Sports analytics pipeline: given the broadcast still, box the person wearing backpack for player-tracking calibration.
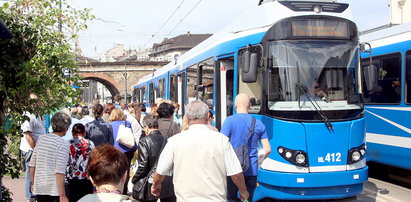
[221,93,271,202]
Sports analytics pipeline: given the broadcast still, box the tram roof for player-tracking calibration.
[136,0,354,86]
[360,22,411,49]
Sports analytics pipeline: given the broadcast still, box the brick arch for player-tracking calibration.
[79,73,121,97]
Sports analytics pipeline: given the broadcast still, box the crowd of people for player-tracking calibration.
[21,93,271,202]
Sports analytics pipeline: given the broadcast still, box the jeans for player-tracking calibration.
[227,175,257,202]
[23,151,34,200]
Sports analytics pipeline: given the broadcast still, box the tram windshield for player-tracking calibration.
[267,40,363,121]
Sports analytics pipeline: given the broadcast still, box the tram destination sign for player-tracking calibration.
[291,19,349,39]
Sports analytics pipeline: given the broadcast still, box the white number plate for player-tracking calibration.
[318,153,342,163]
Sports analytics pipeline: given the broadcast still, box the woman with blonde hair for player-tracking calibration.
[109,108,137,194]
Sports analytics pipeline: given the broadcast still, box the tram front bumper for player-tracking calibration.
[254,166,368,201]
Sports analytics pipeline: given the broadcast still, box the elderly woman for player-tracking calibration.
[109,108,137,194]
[29,112,71,202]
[78,145,136,202]
[132,114,175,202]
[157,102,180,139]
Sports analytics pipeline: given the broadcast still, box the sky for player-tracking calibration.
[72,0,391,59]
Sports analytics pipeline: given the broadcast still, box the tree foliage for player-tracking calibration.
[0,0,94,199]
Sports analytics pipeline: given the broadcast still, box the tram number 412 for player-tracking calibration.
[318,153,342,163]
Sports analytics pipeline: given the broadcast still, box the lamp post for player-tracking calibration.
[123,64,129,105]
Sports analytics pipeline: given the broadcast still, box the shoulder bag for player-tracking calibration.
[116,121,135,148]
[233,117,256,172]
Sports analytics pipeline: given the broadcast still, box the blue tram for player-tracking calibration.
[360,23,411,171]
[134,0,367,200]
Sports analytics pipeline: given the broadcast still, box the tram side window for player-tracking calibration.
[361,53,401,104]
[158,78,165,99]
[134,88,140,103]
[186,65,197,103]
[239,65,262,114]
[170,74,177,103]
[198,58,215,110]
[141,86,146,104]
[149,83,155,105]
[406,51,411,104]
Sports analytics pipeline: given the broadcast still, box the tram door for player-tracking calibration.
[216,58,234,130]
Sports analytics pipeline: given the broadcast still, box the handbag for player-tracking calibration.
[116,121,135,148]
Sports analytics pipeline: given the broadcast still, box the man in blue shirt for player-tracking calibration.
[221,93,271,201]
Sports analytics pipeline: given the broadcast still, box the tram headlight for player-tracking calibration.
[277,146,308,167]
[313,5,322,13]
[348,144,366,164]
[352,151,361,161]
[285,152,292,158]
[295,153,306,164]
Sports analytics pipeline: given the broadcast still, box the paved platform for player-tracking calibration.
[2,176,411,201]
[2,175,26,202]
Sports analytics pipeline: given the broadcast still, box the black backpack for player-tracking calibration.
[233,117,256,172]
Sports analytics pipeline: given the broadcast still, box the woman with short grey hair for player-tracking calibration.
[51,112,72,132]
[29,112,72,202]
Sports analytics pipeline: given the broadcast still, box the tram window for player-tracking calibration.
[406,51,411,104]
[170,75,177,103]
[134,88,139,103]
[141,86,146,104]
[361,53,401,104]
[158,78,165,99]
[226,69,234,116]
[199,58,215,110]
[239,66,262,114]
[186,65,197,103]
[149,83,155,105]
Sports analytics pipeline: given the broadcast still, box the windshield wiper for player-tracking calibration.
[296,82,334,131]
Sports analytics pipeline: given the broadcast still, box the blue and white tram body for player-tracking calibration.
[360,23,411,170]
[134,0,367,200]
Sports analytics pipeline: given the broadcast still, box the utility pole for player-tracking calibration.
[124,64,128,105]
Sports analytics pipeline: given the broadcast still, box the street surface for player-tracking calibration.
[2,176,411,201]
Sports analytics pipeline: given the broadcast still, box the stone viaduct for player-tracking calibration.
[77,61,168,98]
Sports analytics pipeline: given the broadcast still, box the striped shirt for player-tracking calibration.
[29,133,70,196]
[156,124,242,201]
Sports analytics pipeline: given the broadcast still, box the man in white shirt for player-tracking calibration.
[19,93,46,201]
[151,100,249,202]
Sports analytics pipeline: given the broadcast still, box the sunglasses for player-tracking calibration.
[313,86,320,89]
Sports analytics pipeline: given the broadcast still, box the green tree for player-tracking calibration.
[0,0,94,199]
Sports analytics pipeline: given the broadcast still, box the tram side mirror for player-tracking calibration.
[242,50,258,83]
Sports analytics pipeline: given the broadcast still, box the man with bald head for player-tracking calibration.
[221,93,271,201]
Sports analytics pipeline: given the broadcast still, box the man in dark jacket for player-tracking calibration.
[132,114,175,202]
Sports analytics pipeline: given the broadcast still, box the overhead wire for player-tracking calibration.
[165,0,203,39]
[143,0,187,47]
